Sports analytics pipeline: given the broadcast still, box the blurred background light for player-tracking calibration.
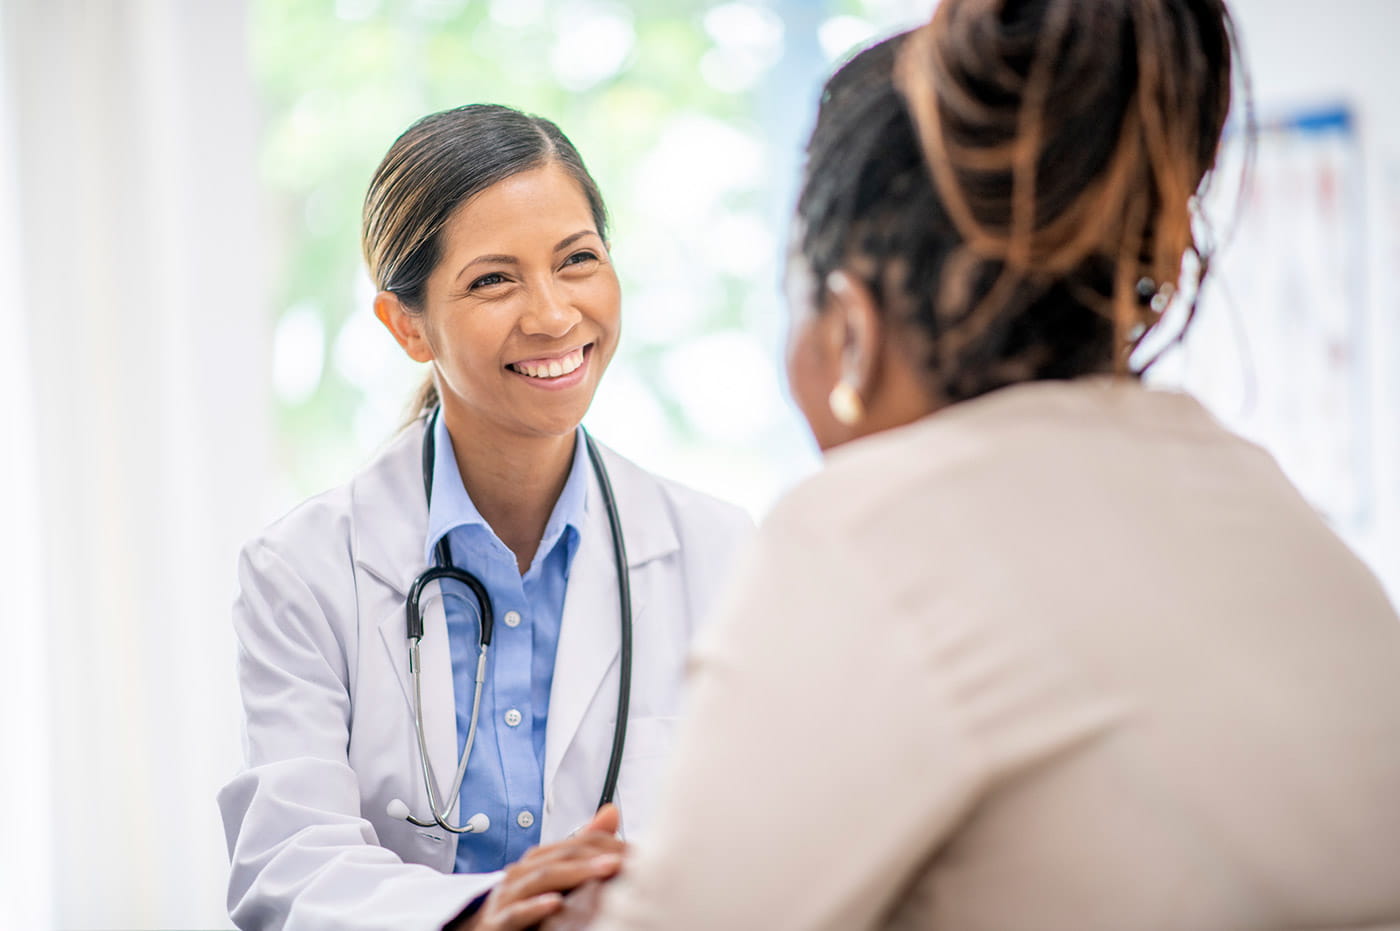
[700,2,785,92]
[550,1,636,91]
[271,301,325,406]
[659,329,786,441]
[818,14,878,61]
[635,115,764,218]
[335,0,379,22]
[491,0,548,29]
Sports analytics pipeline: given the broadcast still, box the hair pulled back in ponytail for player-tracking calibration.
[362,104,609,422]
[797,0,1239,403]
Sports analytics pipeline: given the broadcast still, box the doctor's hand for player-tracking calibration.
[452,805,625,931]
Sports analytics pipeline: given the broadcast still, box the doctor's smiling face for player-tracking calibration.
[377,161,620,442]
[364,104,617,450]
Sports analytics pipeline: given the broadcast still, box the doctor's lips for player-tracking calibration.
[507,343,591,380]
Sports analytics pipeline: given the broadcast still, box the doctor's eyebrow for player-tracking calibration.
[454,230,599,282]
[551,230,595,252]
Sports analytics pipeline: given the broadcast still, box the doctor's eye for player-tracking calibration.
[469,272,509,290]
[562,250,599,269]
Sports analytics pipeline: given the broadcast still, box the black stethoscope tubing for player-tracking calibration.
[403,405,632,832]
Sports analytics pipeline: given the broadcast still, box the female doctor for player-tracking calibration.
[218,104,751,931]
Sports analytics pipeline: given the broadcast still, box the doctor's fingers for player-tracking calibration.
[469,856,621,931]
[494,852,624,910]
[517,832,626,866]
[468,890,565,931]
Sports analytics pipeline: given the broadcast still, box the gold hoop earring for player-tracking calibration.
[828,381,865,426]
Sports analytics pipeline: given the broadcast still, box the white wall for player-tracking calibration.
[1211,0,1400,599]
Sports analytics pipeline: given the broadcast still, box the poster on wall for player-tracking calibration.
[1152,105,1371,532]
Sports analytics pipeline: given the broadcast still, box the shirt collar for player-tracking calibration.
[423,413,590,574]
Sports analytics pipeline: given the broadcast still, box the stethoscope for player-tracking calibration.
[386,405,632,835]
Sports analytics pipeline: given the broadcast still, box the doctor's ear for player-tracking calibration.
[374,291,435,364]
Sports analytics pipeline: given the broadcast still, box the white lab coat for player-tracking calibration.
[217,421,752,931]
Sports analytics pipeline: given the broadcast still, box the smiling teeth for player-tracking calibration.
[512,348,584,379]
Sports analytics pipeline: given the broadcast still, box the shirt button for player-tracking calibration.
[517,810,535,829]
[503,610,522,628]
[504,708,522,727]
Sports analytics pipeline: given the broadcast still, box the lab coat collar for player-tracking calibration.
[423,416,590,574]
[351,417,678,597]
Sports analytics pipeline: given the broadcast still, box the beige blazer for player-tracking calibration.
[594,379,1400,931]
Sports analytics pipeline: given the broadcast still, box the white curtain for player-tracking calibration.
[0,6,53,926]
[0,1,269,928]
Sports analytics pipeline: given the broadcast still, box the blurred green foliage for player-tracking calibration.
[251,0,910,506]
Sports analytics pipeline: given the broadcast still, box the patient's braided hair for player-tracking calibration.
[797,0,1240,402]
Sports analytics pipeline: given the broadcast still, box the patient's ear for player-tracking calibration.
[826,269,941,436]
[374,292,434,364]
[825,271,883,401]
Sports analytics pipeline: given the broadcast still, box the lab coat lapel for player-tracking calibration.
[543,443,677,796]
[352,420,431,710]
[376,586,457,804]
[351,420,459,804]
[544,503,621,794]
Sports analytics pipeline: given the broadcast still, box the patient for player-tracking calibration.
[547,1,1400,928]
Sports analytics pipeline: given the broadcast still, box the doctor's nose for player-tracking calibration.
[520,284,582,338]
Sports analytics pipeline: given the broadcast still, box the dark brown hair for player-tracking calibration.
[362,103,609,418]
[797,0,1239,403]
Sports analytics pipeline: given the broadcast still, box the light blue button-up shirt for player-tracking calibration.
[425,414,589,874]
